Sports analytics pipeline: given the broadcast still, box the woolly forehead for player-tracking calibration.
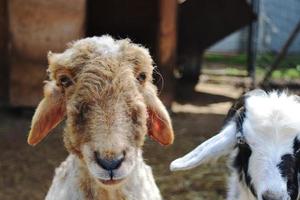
[47,35,154,80]
[245,91,300,138]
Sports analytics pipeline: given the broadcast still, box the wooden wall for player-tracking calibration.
[8,0,86,107]
[87,0,159,57]
[0,0,8,105]
[2,0,254,107]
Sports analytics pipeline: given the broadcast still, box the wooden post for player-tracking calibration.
[157,0,177,108]
[0,0,8,105]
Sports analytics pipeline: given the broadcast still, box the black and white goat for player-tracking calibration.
[170,90,300,200]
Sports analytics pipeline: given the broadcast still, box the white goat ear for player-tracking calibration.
[144,84,174,146]
[27,81,66,146]
[170,122,236,171]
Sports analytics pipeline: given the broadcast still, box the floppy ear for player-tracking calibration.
[27,81,66,146]
[144,84,174,145]
[170,122,237,171]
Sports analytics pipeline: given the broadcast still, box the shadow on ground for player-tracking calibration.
[175,82,235,107]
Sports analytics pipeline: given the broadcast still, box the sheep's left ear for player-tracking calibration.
[144,84,174,145]
[27,81,66,146]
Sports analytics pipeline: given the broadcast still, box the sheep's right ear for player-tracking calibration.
[144,84,174,146]
[170,122,237,171]
[27,81,66,146]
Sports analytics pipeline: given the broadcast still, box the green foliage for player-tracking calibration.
[204,53,300,80]
[204,53,247,65]
[257,53,300,69]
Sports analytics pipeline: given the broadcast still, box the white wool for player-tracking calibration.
[91,35,121,56]
[246,91,300,135]
[46,154,161,200]
[50,35,122,67]
[75,35,121,57]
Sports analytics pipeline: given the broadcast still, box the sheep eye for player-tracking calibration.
[137,72,146,83]
[58,75,73,88]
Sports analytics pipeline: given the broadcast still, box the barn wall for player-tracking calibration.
[5,0,257,107]
[8,0,86,107]
[0,0,8,105]
[86,0,159,58]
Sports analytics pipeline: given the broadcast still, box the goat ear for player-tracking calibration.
[170,122,236,171]
[27,81,66,146]
[144,84,174,146]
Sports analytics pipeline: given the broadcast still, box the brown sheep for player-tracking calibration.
[27,35,174,200]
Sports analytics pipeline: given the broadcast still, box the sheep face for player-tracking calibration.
[232,91,300,200]
[171,90,300,200]
[27,36,174,186]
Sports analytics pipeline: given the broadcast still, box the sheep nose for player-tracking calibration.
[262,191,289,200]
[94,152,124,171]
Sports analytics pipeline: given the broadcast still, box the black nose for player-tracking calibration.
[94,152,124,171]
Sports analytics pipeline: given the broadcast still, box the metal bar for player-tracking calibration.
[247,0,260,88]
[261,20,300,84]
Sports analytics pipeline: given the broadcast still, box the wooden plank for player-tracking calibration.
[0,0,8,105]
[157,0,177,108]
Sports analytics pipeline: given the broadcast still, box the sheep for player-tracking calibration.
[170,89,300,200]
[27,35,174,200]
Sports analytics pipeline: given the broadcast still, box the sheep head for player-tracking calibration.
[171,90,300,200]
[27,36,174,185]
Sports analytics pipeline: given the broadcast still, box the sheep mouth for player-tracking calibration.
[98,178,125,185]
[98,170,126,185]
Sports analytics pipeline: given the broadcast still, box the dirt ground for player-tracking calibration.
[0,80,243,200]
